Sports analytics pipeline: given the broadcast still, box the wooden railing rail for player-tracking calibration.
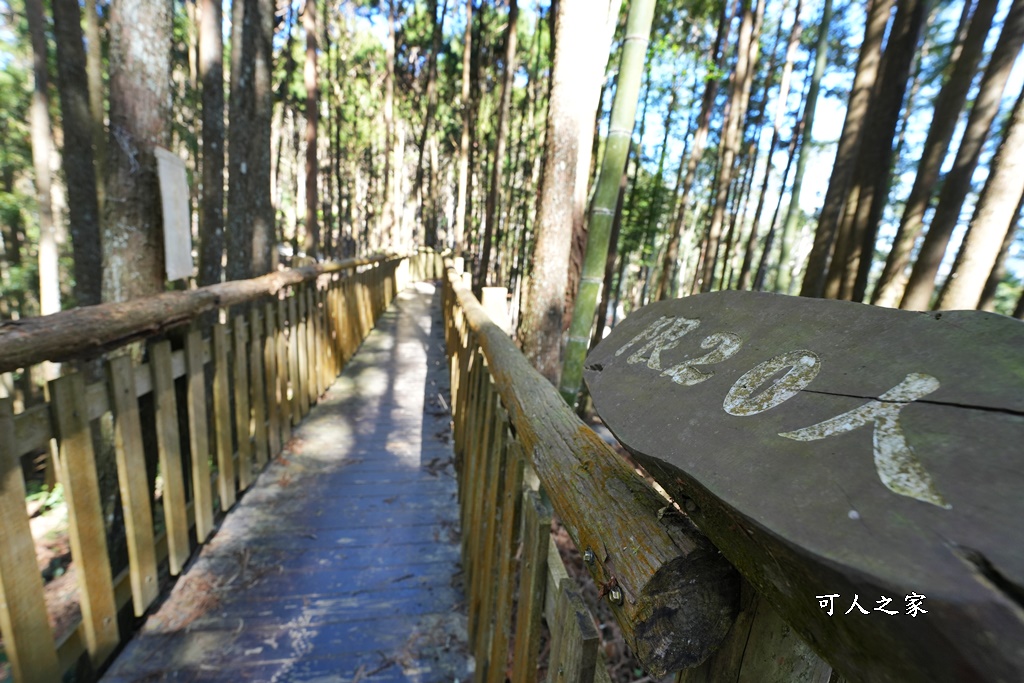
[0,251,440,683]
[441,261,739,680]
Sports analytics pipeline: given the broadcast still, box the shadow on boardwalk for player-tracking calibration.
[102,282,473,683]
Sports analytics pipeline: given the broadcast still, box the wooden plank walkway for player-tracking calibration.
[102,282,472,683]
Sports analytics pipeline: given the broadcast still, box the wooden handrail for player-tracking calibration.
[0,253,393,374]
[442,264,739,676]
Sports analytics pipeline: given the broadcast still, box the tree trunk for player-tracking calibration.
[978,196,1022,311]
[700,0,763,293]
[776,0,832,294]
[414,0,445,248]
[479,0,519,288]
[564,0,623,326]
[824,0,927,302]
[103,0,172,302]
[226,0,275,281]
[52,0,103,307]
[519,0,610,384]
[739,0,803,292]
[935,87,1024,310]
[198,0,225,287]
[800,0,893,298]
[559,0,655,405]
[873,0,996,306]
[655,0,730,300]
[454,0,474,254]
[899,0,1024,310]
[25,0,60,320]
[380,0,397,249]
[84,0,106,214]
[303,0,320,257]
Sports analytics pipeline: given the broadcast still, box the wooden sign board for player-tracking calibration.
[583,291,1024,683]
[154,147,194,282]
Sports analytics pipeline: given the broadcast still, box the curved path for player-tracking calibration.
[102,282,472,683]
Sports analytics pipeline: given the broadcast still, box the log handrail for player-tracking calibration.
[442,263,739,676]
[0,254,394,374]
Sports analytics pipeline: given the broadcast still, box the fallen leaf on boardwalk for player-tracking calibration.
[383,495,399,504]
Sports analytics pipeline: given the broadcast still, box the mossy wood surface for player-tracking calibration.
[584,291,1024,683]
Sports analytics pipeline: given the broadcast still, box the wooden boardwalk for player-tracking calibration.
[102,282,472,683]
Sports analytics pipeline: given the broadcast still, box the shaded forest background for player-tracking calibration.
[2,0,1024,404]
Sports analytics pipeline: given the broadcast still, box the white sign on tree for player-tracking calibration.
[154,147,193,282]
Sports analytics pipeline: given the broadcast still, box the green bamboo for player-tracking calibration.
[559,0,656,406]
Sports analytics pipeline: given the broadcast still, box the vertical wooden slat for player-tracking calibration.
[233,315,253,490]
[296,288,311,417]
[151,340,191,575]
[49,373,119,664]
[107,356,159,615]
[185,330,214,542]
[276,297,293,444]
[264,301,282,458]
[288,293,302,425]
[460,354,488,564]
[249,308,269,469]
[305,286,318,405]
[548,580,600,683]
[487,440,525,683]
[511,489,552,683]
[212,323,236,510]
[0,398,62,682]
[472,409,510,677]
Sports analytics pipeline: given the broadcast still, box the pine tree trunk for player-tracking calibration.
[25,0,60,319]
[198,0,225,287]
[303,0,320,257]
[700,0,763,293]
[873,0,996,306]
[935,87,1024,310]
[52,0,103,306]
[978,197,1022,311]
[654,0,730,300]
[479,0,519,288]
[414,0,445,248]
[824,0,927,302]
[380,0,397,249]
[454,0,473,254]
[103,0,172,301]
[898,0,1024,310]
[800,0,893,298]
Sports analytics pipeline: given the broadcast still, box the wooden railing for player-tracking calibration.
[442,262,740,681]
[0,250,440,682]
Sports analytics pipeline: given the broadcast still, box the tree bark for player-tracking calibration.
[303,0,320,257]
[935,87,1024,310]
[479,0,519,288]
[699,0,763,293]
[52,0,103,307]
[454,0,474,254]
[414,0,446,248]
[380,0,397,249]
[655,0,730,301]
[899,0,1024,310]
[872,0,996,306]
[25,0,60,319]
[227,0,275,281]
[978,196,1022,311]
[800,0,893,298]
[198,0,225,287]
[103,0,173,302]
[824,0,926,302]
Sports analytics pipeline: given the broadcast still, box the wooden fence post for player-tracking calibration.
[151,340,191,574]
[511,489,551,683]
[0,398,62,682]
[212,322,236,510]
[185,329,215,542]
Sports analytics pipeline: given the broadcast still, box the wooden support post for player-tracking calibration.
[264,302,281,458]
[212,323,236,510]
[232,316,253,490]
[276,297,292,445]
[511,489,551,683]
[151,340,191,575]
[49,373,119,664]
[0,398,62,682]
[548,580,601,683]
[288,293,302,425]
[487,440,525,683]
[249,308,268,469]
[296,288,311,417]
[185,330,214,542]
[107,356,159,614]
[305,286,318,405]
